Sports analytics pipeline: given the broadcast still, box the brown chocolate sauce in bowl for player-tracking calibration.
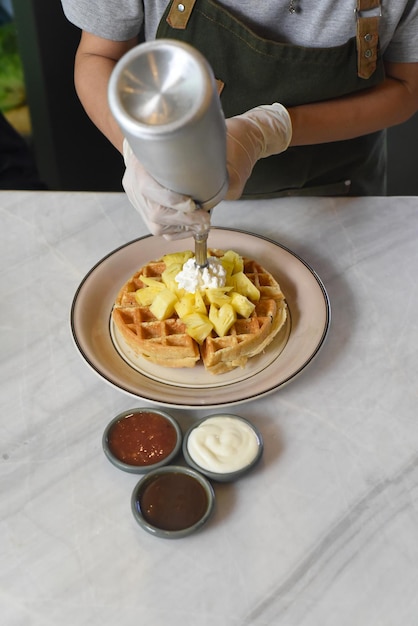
[132,466,215,537]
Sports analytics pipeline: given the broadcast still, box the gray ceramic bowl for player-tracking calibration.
[102,407,182,474]
[182,414,263,482]
[131,465,215,538]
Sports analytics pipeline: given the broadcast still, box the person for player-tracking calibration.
[61,0,418,239]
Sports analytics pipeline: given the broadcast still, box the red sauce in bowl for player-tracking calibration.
[107,411,178,467]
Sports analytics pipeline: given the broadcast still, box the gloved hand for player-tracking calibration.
[225,103,292,199]
[122,140,211,240]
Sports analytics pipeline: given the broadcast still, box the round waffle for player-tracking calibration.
[112,250,287,374]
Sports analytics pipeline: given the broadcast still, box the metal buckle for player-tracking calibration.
[354,6,382,18]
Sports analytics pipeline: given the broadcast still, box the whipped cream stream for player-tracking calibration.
[176,257,227,293]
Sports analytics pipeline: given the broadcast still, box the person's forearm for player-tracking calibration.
[74,33,138,153]
[75,52,123,151]
[289,62,418,146]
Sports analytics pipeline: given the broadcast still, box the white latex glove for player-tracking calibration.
[122,139,211,240]
[225,103,292,199]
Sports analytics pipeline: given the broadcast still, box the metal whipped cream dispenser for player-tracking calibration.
[108,39,228,267]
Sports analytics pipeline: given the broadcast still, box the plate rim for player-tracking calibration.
[70,227,331,408]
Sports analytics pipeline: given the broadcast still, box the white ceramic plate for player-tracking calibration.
[71,228,330,408]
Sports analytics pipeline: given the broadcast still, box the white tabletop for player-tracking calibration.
[1,191,418,625]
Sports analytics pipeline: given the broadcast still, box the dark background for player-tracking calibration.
[12,0,124,191]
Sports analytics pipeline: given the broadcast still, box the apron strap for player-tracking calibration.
[166,0,196,29]
[356,0,381,79]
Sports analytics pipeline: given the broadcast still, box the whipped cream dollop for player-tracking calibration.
[175,257,226,293]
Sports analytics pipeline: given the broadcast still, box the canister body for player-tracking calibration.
[108,39,228,210]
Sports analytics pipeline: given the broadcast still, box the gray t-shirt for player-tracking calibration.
[61,0,418,62]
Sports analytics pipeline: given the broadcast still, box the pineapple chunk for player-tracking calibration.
[139,275,164,289]
[220,257,235,279]
[162,263,183,291]
[175,293,195,318]
[162,251,194,267]
[230,272,260,302]
[150,288,178,320]
[175,291,207,318]
[209,303,237,337]
[194,290,208,315]
[183,313,213,344]
[205,286,233,307]
[135,286,164,307]
[221,250,244,276]
[230,292,255,318]
[161,263,183,287]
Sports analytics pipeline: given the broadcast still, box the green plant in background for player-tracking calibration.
[0,21,26,112]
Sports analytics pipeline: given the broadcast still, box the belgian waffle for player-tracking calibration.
[112,251,287,373]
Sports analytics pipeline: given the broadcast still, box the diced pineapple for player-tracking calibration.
[193,290,208,315]
[150,288,178,320]
[135,286,164,307]
[162,251,194,267]
[139,275,165,289]
[230,292,255,318]
[205,287,233,307]
[175,293,196,318]
[230,272,260,302]
[220,257,235,279]
[175,291,207,318]
[221,250,244,276]
[162,263,183,290]
[209,303,237,337]
[183,312,214,344]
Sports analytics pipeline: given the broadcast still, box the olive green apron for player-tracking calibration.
[156,0,386,196]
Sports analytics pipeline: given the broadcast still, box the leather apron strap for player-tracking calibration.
[166,0,196,29]
[356,0,381,79]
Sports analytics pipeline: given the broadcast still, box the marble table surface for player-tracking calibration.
[1,190,418,625]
